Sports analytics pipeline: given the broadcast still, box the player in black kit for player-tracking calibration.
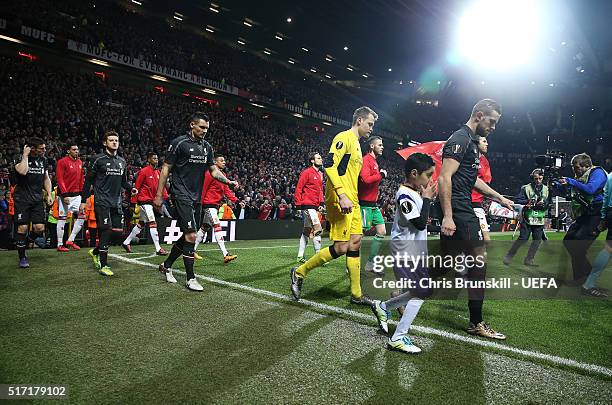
[80,131,134,276]
[13,137,53,268]
[154,112,238,291]
[438,99,514,340]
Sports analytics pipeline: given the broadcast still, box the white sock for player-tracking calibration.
[313,235,321,253]
[68,218,84,242]
[298,234,308,257]
[391,298,423,341]
[124,224,142,245]
[149,226,161,251]
[194,228,205,251]
[215,230,228,256]
[56,219,66,246]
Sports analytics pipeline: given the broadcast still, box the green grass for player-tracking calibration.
[0,232,610,404]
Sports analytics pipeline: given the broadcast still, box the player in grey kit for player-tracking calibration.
[154,112,238,291]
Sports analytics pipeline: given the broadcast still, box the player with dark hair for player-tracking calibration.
[438,98,513,339]
[13,137,53,268]
[294,151,324,263]
[371,152,436,354]
[122,152,169,256]
[193,155,238,263]
[55,143,85,252]
[79,131,134,276]
[154,112,238,291]
[471,137,492,242]
[290,106,378,305]
[359,135,388,274]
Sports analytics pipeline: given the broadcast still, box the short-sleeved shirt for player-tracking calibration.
[81,152,129,208]
[166,133,214,202]
[442,125,481,212]
[324,129,363,205]
[13,156,47,203]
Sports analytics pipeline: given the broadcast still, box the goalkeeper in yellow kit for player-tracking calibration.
[290,106,378,305]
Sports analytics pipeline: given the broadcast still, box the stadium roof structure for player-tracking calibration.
[140,0,612,87]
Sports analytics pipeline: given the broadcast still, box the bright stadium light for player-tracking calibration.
[454,0,543,70]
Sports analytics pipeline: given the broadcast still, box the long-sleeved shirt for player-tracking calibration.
[56,155,84,197]
[358,153,382,206]
[81,152,130,208]
[471,154,491,206]
[134,165,167,204]
[324,129,362,204]
[201,169,237,207]
[563,167,607,203]
[294,166,324,209]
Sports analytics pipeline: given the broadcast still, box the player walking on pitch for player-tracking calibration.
[290,106,378,305]
[294,152,325,263]
[155,112,238,290]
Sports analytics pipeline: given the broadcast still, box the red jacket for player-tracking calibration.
[258,203,272,220]
[471,155,492,206]
[56,156,84,197]
[135,165,168,203]
[358,153,382,206]
[294,166,324,209]
[201,169,237,207]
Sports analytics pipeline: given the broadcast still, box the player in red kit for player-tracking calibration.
[193,155,238,263]
[358,136,388,273]
[56,144,85,251]
[294,152,325,263]
[122,152,168,255]
[471,137,492,242]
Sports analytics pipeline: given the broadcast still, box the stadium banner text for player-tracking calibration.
[66,40,240,96]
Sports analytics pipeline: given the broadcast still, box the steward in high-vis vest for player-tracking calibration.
[504,169,550,267]
[558,153,607,281]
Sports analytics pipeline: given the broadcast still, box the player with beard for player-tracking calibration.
[438,99,514,339]
[294,152,325,263]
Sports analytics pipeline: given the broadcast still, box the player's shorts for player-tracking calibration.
[173,199,201,233]
[303,208,321,228]
[393,261,432,299]
[201,206,220,228]
[361,206,385,230]
[138,203,156,223]
[57,195,83,217]
[94,204,124,230]
[326,201,362,242]
[473,207,490,232]
[440,206,485,260]
[13,199,46,225]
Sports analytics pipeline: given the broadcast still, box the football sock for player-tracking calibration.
[313,235,321,253]
[298,234,308,257]
[124,223,143,245]
[56,219,66,246]
[367,233,385,263]
[346,250,362,298]
[68,218,85,242]
[149,224,161,252]
[16,233,27,260]
[296,245,339,278]
[391,298,423,341]
[183,242,196,280]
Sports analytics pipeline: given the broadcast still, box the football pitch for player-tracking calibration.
[1,233,610,403]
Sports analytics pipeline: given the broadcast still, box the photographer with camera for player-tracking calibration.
[503,169,549,266]
[558,153,607,282]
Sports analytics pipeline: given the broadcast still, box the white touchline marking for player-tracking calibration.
[109,253,612,378]
[118,245,296,255]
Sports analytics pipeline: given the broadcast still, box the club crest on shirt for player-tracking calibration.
[336,141,344,150]
[453,144,463,154]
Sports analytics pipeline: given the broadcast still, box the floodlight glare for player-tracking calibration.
[454,0,542,70]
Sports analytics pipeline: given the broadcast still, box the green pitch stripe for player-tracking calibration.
[110,253,612,378]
